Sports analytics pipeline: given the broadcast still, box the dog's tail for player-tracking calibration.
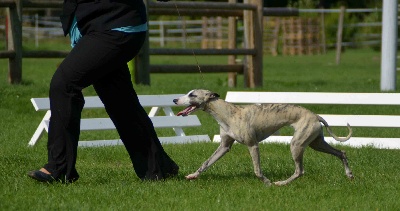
[318,115,352,142]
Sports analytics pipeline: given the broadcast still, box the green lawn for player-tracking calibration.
[1,48,400,210]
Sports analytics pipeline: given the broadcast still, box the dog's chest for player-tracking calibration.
[220,121,257,144]
[215,119,244,142]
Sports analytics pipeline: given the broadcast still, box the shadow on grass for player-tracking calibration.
[197,168,294,183]
[4,79,35,86]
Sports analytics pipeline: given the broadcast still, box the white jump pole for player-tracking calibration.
[380,0,398,91]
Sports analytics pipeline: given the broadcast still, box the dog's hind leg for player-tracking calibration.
[248,144,272,186]
[309,134,354,179]
[185,133,235,180]
[274,141,306,186]
[274,123,319,186]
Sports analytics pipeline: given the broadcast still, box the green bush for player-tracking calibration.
[355,11,381,51]
[323,10,360,48]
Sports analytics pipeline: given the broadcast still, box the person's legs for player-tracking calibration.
[29,30,177,182]
[42,66,84,182]
[30,31,138,182]
[93,65,178,180]
[91,31,178,180]
[28,59,83,182]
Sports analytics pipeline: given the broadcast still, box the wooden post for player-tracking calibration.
[7,0,23,84]
[135,0,150,85]
[201,16,208,49]
[320,7,326,54]
[227,0,237,87]
[335,6,345,65]
[243,0,253,87]
[181,16,186,48]
[253,0,263,87]
[160,21,165,47]
[216,16,222,49]
[243,0,263,88]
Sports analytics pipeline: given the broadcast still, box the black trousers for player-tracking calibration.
[44,30,178,182]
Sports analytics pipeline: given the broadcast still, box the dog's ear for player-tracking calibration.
[210,93,220,99]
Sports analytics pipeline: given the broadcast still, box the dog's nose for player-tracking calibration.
[173,99,178,104]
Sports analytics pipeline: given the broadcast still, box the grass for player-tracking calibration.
[1,48,400,210]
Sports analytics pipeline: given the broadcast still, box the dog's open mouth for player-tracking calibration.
[177,105,198,116]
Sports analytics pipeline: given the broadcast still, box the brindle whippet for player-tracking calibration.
[173,89,354,186]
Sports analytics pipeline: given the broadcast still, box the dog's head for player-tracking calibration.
[173,89,220,116]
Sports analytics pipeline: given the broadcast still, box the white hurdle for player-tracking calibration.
[30,94,210,147]
[213,92,400,149]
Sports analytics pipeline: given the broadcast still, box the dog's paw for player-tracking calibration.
[273,181,288,186]
[185,174,198,180]
[264,181,272,187]
[261,177,272,186]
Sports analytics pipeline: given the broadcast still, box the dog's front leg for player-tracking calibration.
[248,144,272,186]
[186,135,235,180]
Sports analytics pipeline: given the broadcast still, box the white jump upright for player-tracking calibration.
[380,0,398,91]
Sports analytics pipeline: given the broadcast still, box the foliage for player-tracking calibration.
[286,0,382,8]
[354,11,381,51]
[322,9,359,47]
[288,0,319,8]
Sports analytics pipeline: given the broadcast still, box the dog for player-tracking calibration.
[173,89,354,186]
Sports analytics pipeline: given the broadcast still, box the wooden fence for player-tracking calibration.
[141,0,264,88]
[0,0,265,88]
[0,1,384,86]
[281,17,321,55]
[149,18,229,49]
[0,17,227,48]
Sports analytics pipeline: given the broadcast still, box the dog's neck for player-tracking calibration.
[204,99,239,132]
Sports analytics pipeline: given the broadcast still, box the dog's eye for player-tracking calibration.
[189,93,197,97]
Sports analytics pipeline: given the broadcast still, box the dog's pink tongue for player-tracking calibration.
[177,106,191,116]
